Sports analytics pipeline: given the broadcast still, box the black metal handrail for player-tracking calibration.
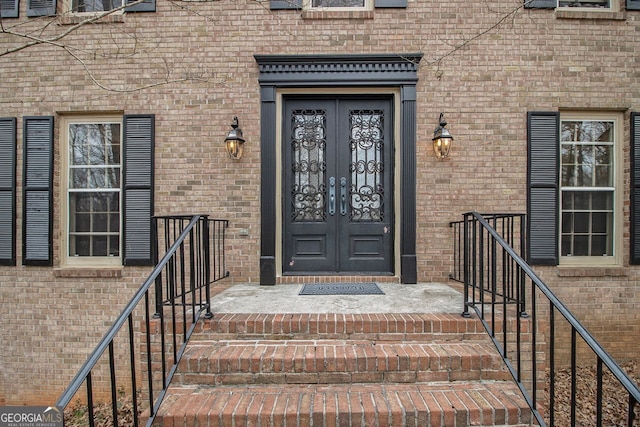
[56,214,229,427]
[450,212,640,426]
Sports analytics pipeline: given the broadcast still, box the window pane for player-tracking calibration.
[67,121,121,260]
[312,0,365,6]
[558,1,609,8]
[92,236,108,257]
[573,236,589,256]
[592,212,608,233]
[574,192,589,210]
[71,0,123,12]
[591,235,608,256]
[574,212,589,233]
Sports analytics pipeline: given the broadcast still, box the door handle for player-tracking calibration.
[340,177,347,216]
[328,177,336,216]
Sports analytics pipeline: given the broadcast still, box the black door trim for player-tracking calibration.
[255,53,422,285]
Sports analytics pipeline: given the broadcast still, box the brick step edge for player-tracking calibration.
[168,313,501,342]
[153,382,532,427]
[175,340,511,385]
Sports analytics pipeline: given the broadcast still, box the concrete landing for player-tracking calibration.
[208,282,464,314]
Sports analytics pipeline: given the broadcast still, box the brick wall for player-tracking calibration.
[0,0,638,404]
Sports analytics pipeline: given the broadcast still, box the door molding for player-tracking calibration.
[255,53,422,285]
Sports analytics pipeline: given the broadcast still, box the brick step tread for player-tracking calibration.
[176,340,510,385]
[182,312,494,342]
[154,382,531,426]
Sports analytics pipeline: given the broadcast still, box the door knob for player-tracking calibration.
[340,177,347,216]
[328,177,336,216]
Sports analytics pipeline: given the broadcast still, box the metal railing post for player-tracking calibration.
[203,217,212,318]
[462,213,470,317]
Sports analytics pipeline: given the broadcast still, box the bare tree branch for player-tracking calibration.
[0,0,146,56]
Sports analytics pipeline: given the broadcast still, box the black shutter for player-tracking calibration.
[270,0,301,9]
[527,111,559,265]
[631,113,640,264]
[525,0,556,8]
[125,0,155,12]
[23,116,53,266]
[123,114,154,266]
[27,0,55,16]
[1,0,19,18]
[628,0,640,10]
[0,118,16,266]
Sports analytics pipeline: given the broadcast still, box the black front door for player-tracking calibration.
[283,96,394,275]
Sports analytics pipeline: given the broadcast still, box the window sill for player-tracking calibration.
[58,13,125,25]
[54,267,123,278]
[301,9,374,19]
[555,9,625,19]
[556,266,627,277]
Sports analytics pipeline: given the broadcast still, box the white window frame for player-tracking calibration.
[304,0,373,10]
[60,115,123,267]
[559,111,623,267]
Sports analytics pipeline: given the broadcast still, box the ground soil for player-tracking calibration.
[542,360,639,426]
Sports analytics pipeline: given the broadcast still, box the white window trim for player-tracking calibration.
[60,115,123,268]
[558,111,623,267]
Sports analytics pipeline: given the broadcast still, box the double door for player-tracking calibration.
[283,96,394,274]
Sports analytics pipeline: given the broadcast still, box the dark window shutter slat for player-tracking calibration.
[525,0,556,8]
[270,0,301,9]
[27,0,55,16]
[1,0,19,18]
[631,113,640,264]
[527,111,559,265]
[0,118,16,265]
[123,114,154,266]
[374,0,406,7]
[23,116,53,266]
[125,0,154,12]
[628,0,640,10]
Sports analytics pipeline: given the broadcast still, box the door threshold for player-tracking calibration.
[277,275,400,285]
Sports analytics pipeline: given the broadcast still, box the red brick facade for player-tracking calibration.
[0,0,638,405]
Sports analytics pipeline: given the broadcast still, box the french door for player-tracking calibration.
[283,96,394,274]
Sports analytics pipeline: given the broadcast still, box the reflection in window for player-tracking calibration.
[312,0,364,6]
[558,0,609,8]
[560,119,614,257]
[68,123,121,257]
[71,0,123,12]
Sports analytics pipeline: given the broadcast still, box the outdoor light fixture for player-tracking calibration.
[432,113,453,159]
[224,116,245,160]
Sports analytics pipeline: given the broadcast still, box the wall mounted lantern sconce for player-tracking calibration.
[224,117,245,160]
[432,113,453,159]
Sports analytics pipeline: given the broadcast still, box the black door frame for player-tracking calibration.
[254,53,422,285]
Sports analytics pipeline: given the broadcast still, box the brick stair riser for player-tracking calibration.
[173,341,512,386]
[184,313,492,343]
[153,383,532,427]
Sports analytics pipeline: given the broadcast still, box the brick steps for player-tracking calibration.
[152,313,532,426]
[156,383,531,427]
[175,340,512,386]
[188,313,490,342]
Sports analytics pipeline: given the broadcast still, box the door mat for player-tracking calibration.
[299,282,385,295]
